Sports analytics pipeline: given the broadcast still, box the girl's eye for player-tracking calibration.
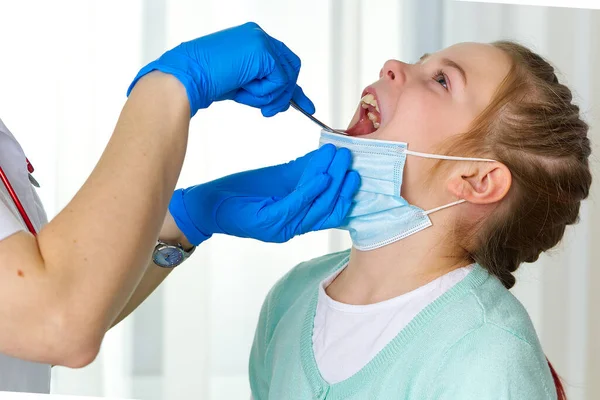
[432,69,449,90]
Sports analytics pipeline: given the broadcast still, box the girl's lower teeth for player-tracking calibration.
[359,96,381,130]
[366,112,380,129]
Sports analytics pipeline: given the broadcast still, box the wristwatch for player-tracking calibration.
[152,240,196,268]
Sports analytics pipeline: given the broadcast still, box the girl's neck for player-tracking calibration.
[326,226,471,305]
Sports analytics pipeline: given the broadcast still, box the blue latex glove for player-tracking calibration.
[169,144,360,245]
[127,22,315,118]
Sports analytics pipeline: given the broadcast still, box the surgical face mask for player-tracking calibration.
[319,130,495,251]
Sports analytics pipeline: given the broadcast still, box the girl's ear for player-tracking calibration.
[447,162,511,204]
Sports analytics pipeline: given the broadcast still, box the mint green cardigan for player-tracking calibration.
[248,250,557,399]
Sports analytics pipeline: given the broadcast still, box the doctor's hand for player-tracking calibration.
[168,144,360,245]
[127,22,315,118]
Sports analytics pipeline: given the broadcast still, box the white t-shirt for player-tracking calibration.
[312,263,473,384]
[0,117,51,393]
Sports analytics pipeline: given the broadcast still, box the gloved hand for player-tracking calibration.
[168,144,360,245]
[127,22,315,118]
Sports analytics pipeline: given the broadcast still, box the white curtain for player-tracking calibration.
[0,1,598,399]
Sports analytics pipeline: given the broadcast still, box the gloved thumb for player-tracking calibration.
[290,85,315,115]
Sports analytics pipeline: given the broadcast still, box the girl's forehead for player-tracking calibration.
[436,43,512,105]
[437,42,508,64]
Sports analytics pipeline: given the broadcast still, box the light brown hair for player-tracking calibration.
[438,40,591,400]
[441,41,591,289]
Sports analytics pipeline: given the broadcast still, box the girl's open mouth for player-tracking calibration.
[345,89,382,136]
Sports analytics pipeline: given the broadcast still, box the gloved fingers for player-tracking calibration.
[215,88,238,102]
[233,84,287,108]
[296,144,337,188]
[238,70,288,99]
[216,196,272,237]
[287,148,321,168]
[270,173,330,226]
[241,21,262,31]
[317,170,360,230]
[273,146,331,188]
[266,35,301,94]
[260,87,295,117]
[236,83,299,116]
[127,21,314,118]
[339,170,361,199]
[299,148,352,230]
[267,34,302,72]
[259,35,304,116]
[290,85,316,115]
[259,145,336,201]
[319,197,352,231]
[230,53,290,109]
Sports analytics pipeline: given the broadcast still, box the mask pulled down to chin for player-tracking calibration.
[318,130,495,251]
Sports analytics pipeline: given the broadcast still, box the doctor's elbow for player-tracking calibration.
[45,306,103,368]
[57,339,101,369]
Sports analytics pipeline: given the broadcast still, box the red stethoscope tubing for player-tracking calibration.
[0,158,37,235]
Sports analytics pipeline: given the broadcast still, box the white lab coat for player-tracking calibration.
[0,118,50,393]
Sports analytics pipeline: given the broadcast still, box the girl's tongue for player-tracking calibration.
[345,94,381,136]
[345,114,377,136]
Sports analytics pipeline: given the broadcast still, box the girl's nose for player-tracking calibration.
[379,59,408,84]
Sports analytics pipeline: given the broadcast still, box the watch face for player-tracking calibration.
[153,245,184,267]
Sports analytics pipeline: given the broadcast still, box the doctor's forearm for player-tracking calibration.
[0,72,189,366]
[110,259,172,330]
[110,210,190,329]
[35,72,188,365]
[44,72,187,354]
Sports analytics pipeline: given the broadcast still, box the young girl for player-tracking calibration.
[248,41,591,399]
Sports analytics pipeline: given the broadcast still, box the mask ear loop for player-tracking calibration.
[403,150,497,217]
[424,199,466,216]
[403,149,496,163]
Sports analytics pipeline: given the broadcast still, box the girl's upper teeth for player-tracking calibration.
[361,93,382,129]
[361,93,380,113]
[361,94,375,104]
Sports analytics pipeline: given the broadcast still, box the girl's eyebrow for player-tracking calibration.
[418,53,467,86]
[441,58,467,86]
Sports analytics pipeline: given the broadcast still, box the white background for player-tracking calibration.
[0,0,598,399]
[458,0,600,9]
